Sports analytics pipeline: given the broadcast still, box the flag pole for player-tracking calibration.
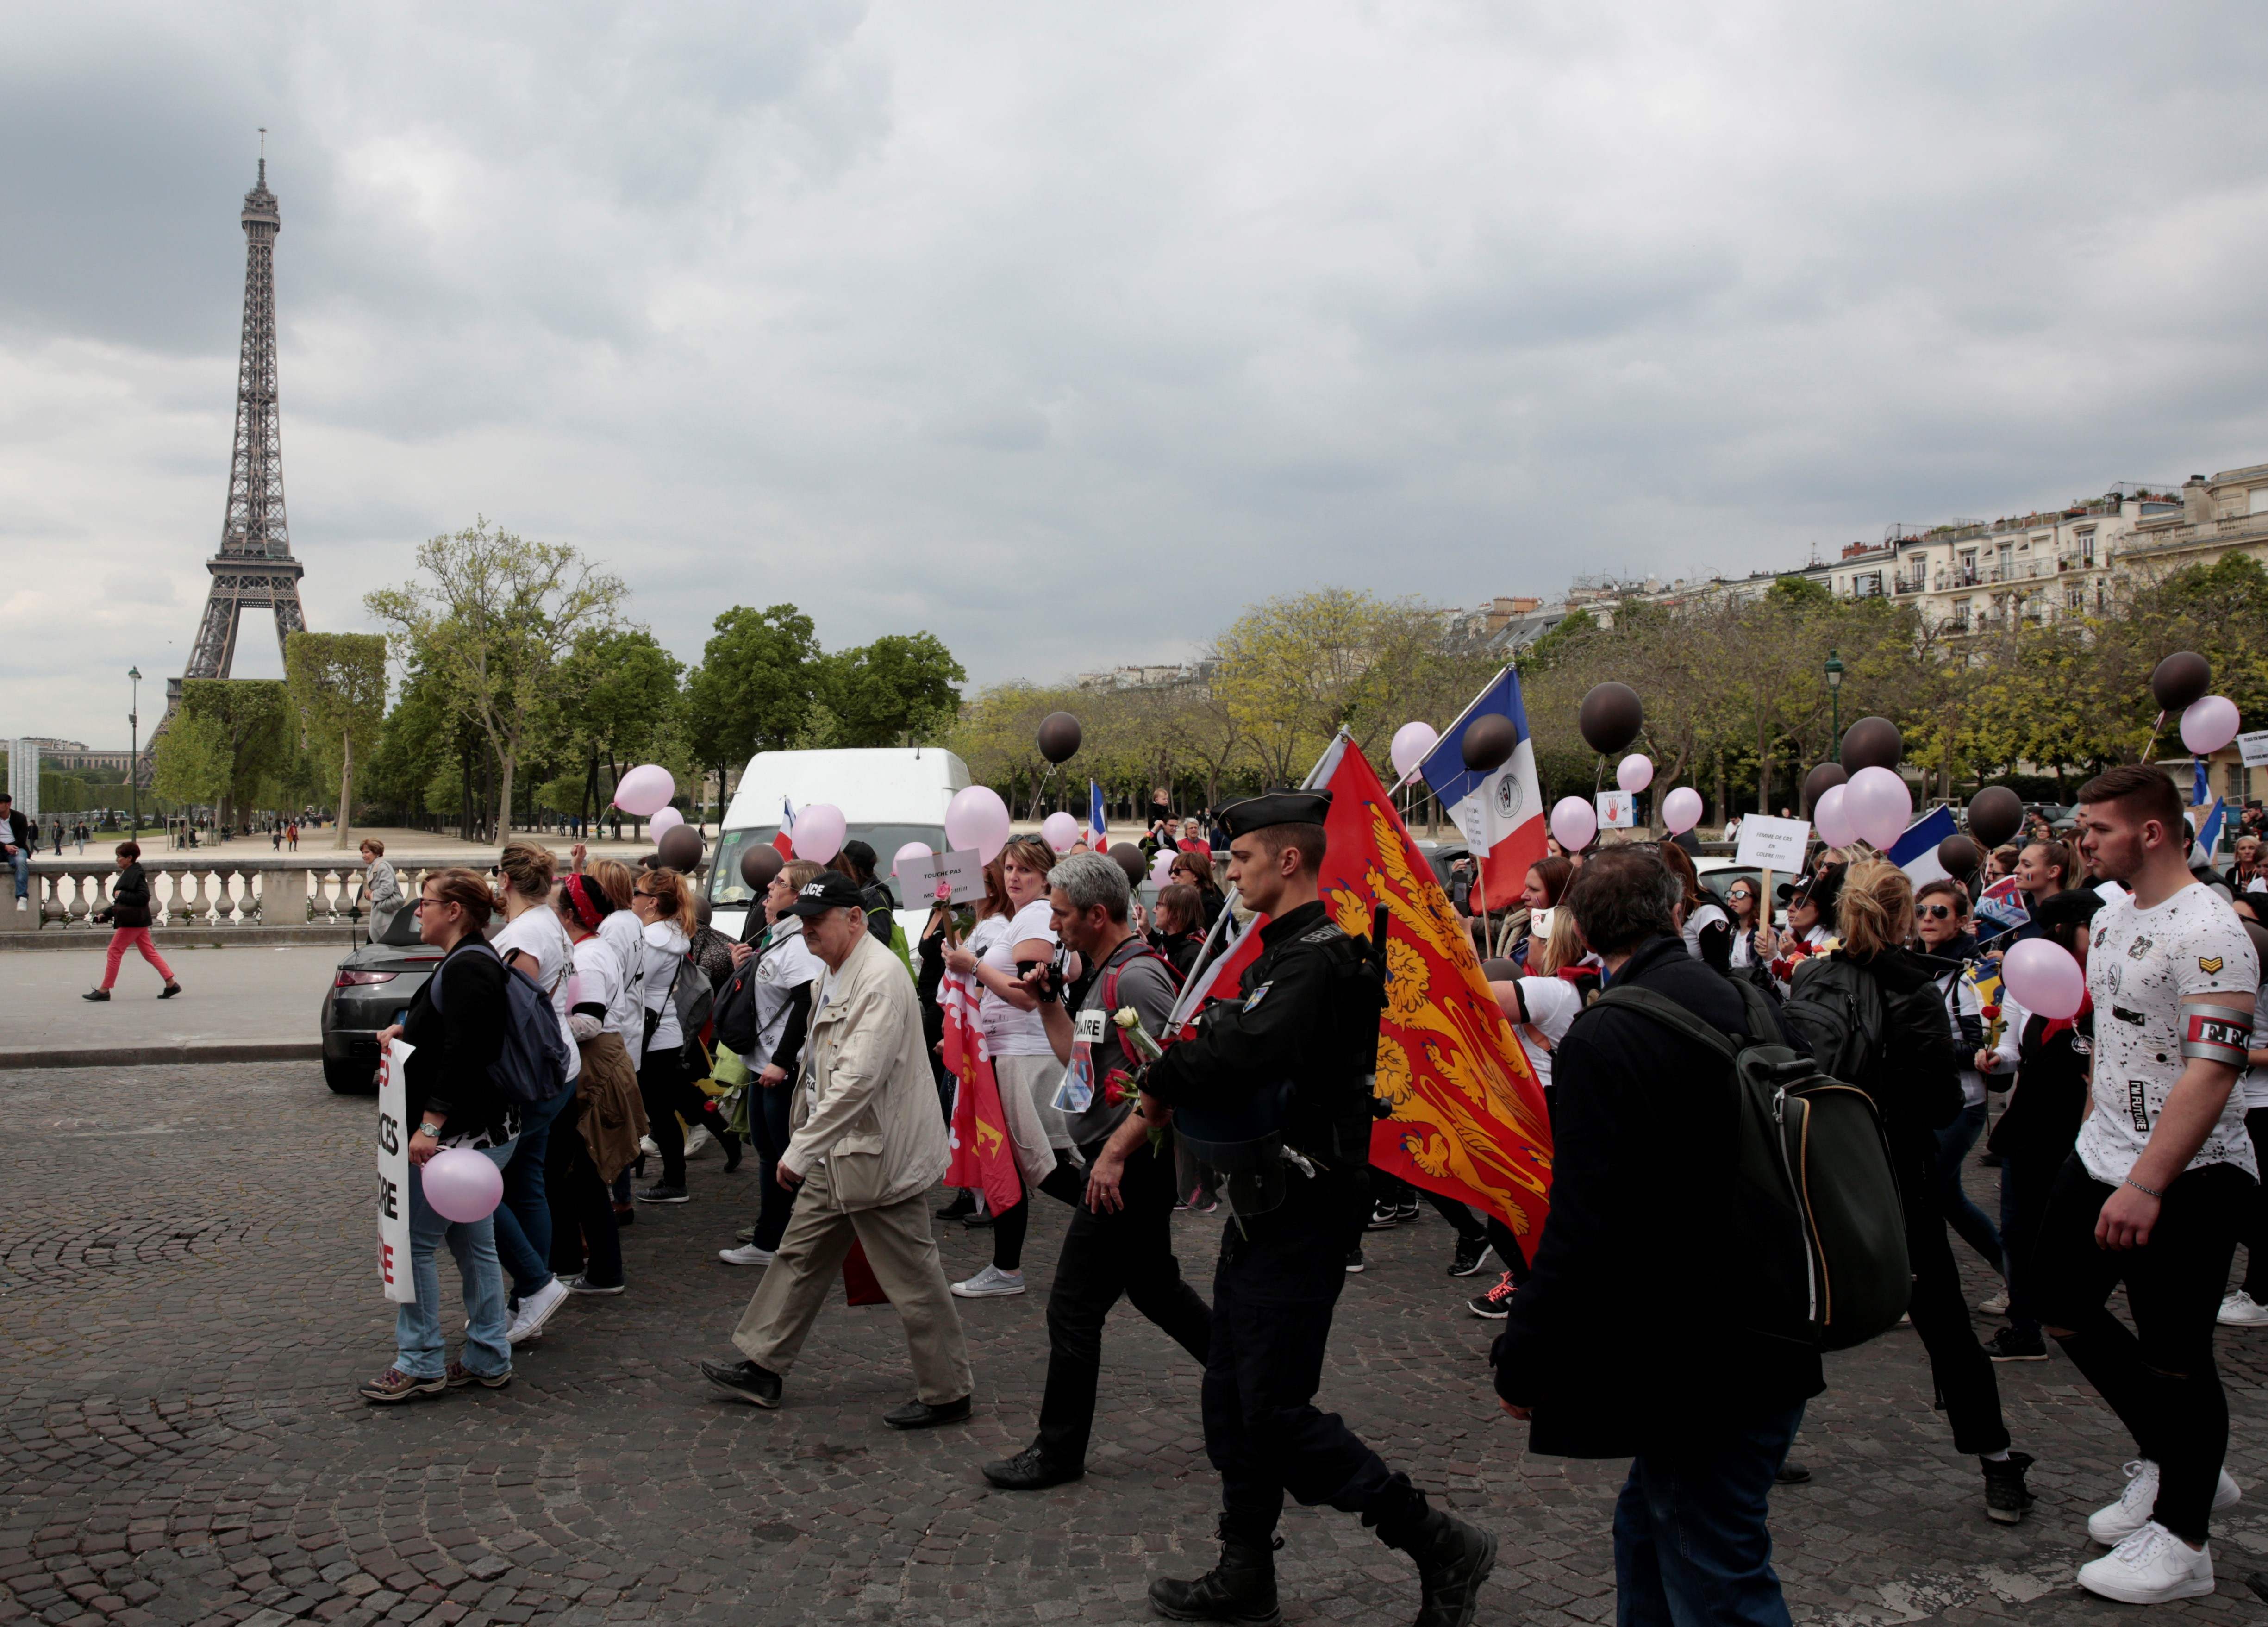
[1387,665,1514,795]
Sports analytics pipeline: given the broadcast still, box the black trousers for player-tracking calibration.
[1205,1167,1424,1543]
[2033,1154,2250,1545]
[545,1104,622,1289]
[2243,1108,2268,1302]
[1035,1138,1213,1466]
[1893,1129,2009,1457]
[638,1045,706,1187]
[749,1080,798,1253]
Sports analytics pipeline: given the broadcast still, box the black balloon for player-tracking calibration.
[1106,842,1146,886]
[2149,651,2212,713]
[1839,716,1902,774]
[1578,682,1644,755]
[657,826,705,873]
[1480,957,1520,982]
[1936,835,1981,876]
[1968,786,2025,851]
[1037,711,1084,764]
[1801,762,1848,815]
[1462,713,1518,774]
[739,844,784,891]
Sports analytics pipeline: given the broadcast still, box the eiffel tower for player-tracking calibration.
[165,134,308,723]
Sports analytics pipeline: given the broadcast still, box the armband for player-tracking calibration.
[2180,1001,2255,1066]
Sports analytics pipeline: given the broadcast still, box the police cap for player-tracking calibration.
[1218,789,1333,839]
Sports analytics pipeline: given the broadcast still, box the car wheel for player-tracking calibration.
[324,1057,377,1095]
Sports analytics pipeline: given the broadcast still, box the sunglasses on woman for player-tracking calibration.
[1919,903,1958,920]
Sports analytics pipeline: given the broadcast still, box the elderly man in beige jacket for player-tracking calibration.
[701,871,974,1426]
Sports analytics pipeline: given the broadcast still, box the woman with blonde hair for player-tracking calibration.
[1785,858,2033,1521]
[941,834,1063,1298]
[629,865,722,1203]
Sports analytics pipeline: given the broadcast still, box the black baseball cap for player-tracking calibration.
[786,871,868,918]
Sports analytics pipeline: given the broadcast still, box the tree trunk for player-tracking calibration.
[1713,749,1727,834]
[333,729,353,849]
[1756,705,1773,815]
[496,751,517,843]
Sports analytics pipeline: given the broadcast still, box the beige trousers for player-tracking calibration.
[731,1161,973,1406]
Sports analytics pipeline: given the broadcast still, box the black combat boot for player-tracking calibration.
[1388,1506,1498,1627]
[1148,1521,1281,1626]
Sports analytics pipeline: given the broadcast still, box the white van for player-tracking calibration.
[708,746,971,938]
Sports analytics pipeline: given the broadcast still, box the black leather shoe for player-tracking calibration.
[883,1395,971,1430]
[1395,1508,1497,1627]
[1775,1460,1812,1485]
[700,1358,782,1408]
[1149,1527,1281,1625]
[982,1444,1085,1490]
[937,1190,976,1220]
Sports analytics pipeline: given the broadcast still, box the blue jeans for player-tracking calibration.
[1931,1100,2003,1274]
[1614,1403,1803,1627]
[493,1083,575,1299]
[396,1140,516,1379]
[6,849,25,900]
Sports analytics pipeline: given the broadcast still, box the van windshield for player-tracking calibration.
[709,824,952,910]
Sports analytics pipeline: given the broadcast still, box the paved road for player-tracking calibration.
[0,947,340,1051]
[5,1060,2268,1625]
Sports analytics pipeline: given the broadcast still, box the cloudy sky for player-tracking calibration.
[6,2,2267,747]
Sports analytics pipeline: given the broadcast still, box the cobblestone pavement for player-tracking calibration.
[6,1062,2268,1626]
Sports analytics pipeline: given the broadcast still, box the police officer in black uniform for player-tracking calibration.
[1138,789,1497,1627]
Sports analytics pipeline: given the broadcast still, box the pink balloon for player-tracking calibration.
[1041,811,1081,853]
[612,763,675,818]
[1549,795,1596,853]
[1661,786,1703,834]
[945,785,1012,863]
[2181,695,2242,756]
[1814,784,1856,850]
[2002,937,2086,1021]
[1150,849,1176,885]
[1390,721,1439,780]
[892,841,932,878]
[1844,766,1912,849]
[648,807,685,840]
[790,802,846,864]
[422,1146,503,1224]
[1617,754,1655,795]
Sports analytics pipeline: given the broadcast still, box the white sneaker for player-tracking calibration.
[2076,1521,2214,1604]
[950,1264,1026,1299]
[639,1134,660,1158]
[2088,1458,2243,1544]
[506,1276,570,1345]
[686,1126,714,1158]
[2218,1289,2268,1327]
[1977,1289,2010,1317]
[718,1243,775,1267]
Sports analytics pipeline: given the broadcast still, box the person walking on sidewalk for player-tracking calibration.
[83,841,180,1001]
[700,871,974,1427]
[980,851,1213,1492]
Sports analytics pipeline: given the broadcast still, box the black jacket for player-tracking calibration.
[1843,947,1965,1141]
[1986,1010,2092,1164]
[1492,935,1824,1457]
[400,938,512,1142]
[1150,927,1203,980]
[104,862,154,930]
[1,809,28,853]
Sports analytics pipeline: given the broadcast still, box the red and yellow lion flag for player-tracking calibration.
[1318,740,1554,1258]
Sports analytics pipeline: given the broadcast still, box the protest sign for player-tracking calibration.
[376,1039,415,1304]
[900,848,988,905]
[1735,814,1811,872]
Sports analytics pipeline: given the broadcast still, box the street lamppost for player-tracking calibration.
[1824,649,1845,749]
[128,667,141,836]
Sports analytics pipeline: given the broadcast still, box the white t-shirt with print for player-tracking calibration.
[975,901,1058,1057]
[747,918,825,1066]
[596,910,649,1065]
[494,907,581,1083]
[1512,976,1583,1094]
[570,932,625,1039]
[2078,881,2260,1184]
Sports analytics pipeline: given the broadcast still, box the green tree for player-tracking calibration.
[821,632,967,747]
[170,680,295,830]
[150,711,230,811]
[365,519,627,841]
[552,627,689,834]
[284,632,389,848]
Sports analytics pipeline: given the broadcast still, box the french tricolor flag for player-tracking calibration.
[1418,668,1549,907]
[773,796,796,858]
[1087,780,1108,847]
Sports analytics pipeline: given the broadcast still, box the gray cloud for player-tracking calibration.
[6,1,2268,747]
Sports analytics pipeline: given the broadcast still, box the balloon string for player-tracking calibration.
[2142,709,2165,767]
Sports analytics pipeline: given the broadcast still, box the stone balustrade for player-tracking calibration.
[3,856,446,934]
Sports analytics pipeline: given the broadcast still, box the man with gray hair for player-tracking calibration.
[979,850,1214,1491]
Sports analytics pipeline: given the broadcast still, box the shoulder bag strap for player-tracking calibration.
[1588,985,1741,1065]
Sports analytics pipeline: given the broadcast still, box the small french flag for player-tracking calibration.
[773,796,796,858]
[1087,781,1108,847]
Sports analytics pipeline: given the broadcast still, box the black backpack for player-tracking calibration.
[1780,954,1888,1085]
[1593,977,1910,1352]
[430,939,574,1108]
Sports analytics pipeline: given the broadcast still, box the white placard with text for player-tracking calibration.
[1735,814,1812,872]
[900,848,989,905]
[376,1040,416,1303]
[2240,731,2268,769]
[1594,789,1635,829]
